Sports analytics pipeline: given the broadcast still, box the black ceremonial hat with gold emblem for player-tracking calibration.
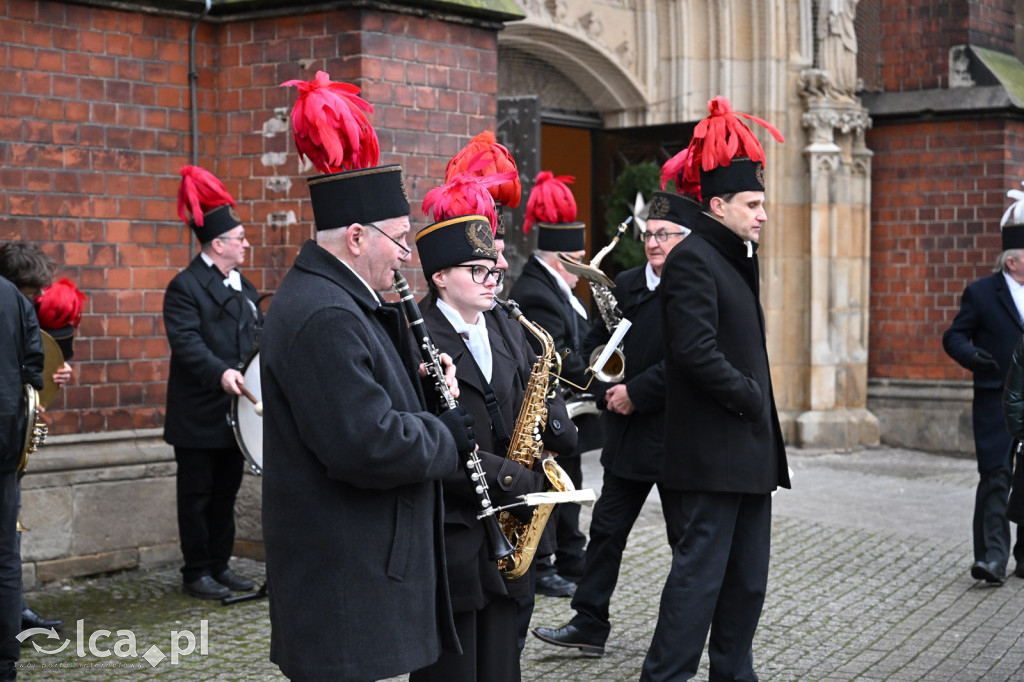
[646,190,701,229]
[307,164,410,230]
[177,165,243,243]
[281,71,410,230]
[416,215,497,280]
[680,96,784,202]
[524,171,586,252]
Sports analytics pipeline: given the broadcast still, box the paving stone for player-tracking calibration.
[14,447,1024,680]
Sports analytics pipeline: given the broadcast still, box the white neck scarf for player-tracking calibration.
[437,298,493,383]
[200,252,242,291]
[644,261,661,291]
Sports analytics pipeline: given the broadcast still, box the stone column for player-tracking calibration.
[795,83,879,448]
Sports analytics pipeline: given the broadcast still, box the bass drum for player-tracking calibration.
[229,349,263,475]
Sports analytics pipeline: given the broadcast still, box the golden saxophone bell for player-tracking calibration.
[589,345,626,383]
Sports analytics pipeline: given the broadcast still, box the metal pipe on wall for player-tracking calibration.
[188,0,212,166]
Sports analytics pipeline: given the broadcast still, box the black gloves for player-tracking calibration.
[438,405,477,453]
[969,349,999,373]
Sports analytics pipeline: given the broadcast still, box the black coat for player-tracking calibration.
[162,255,261,449]
[581,265,666,481]
[260,241,460,681]
[1002,334,1024,522]
[943,272,1022,471]
[420,295,577,611]
[0,276,43,472]
[508,257,591,388]
[659,211,789,494]
[943,272,1024,390]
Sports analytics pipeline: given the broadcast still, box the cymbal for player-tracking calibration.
[38,330,65,408]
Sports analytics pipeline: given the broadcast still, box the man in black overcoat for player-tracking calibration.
[641,99,789,682]
[163,168,261,600]
[261,164,469,681]
[943,219,1024,584]
[532,190,696,655]
[0,272,43,682]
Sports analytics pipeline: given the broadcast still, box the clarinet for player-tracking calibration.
[393,273,515,562]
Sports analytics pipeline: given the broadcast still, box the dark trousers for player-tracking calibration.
[173,446,244,583]
[641,491,771,682]
[0,471,21,679]
[570,472,687,641]
[974,462,1016,567]
[410,597,520,682]
[537,453,586,581]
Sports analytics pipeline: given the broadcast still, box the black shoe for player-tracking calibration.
[21,607,63,630]
[532,623,605,656]
[213,568,254,592]
[970,560,1006,584]
[1016,563,1024,578]
[183,575,232,599]
[536,573,576,598]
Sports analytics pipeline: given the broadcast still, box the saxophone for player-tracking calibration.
[557,217,632,382]
[493,297,576,579]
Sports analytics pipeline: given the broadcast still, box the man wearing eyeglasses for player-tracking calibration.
[163,167,261,600]
[532,190,694,655]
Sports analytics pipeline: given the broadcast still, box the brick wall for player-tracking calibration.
[0,0,500,437]
[867,118,1024,381]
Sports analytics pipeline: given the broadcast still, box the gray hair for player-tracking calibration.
[996,249,1023,273]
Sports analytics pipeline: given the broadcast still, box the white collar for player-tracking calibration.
[334,258,382,307]
[200,252,241,291]
[533,255,588,319]
[644,262,661,291]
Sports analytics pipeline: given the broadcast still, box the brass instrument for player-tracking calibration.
[492,296,578,579]
[19,384,47,473]
[394,273,515,563]
[557,217,632,383]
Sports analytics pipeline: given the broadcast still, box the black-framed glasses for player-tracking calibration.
[450,264,505,287]
[642,230,687,243]
[217,234,247,243]
[364,223,411,257]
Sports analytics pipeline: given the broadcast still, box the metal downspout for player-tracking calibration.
[189,0,212,166]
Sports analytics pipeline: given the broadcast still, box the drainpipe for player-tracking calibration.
[189,0,212,166]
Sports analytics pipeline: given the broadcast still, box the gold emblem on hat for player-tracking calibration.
[755,162,765,189]
[228,207,241,222]
[648,195,670,220]
[466,220,497,258]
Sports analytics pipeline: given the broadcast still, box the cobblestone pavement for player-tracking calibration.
[15,447,1024,681]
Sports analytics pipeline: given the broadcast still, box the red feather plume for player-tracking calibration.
[680,96,784,191]
[445,131,521,208]
[177,165,236,227]
[280,71,380,174]
[35,278,87,330]
[660,147,701,202]
[423,153,517,233]
[523,171,577,233]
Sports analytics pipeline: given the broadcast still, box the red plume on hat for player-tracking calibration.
[680,96,784,191]
[177,165,236,227]
[423,152,516,233]
[35,278,87,330]
[280,70,380,174]
[445,131,521,209]
[523,171,576,233]
[660,147,702,202]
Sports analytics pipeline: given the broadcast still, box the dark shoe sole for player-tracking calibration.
[531,629,605,656]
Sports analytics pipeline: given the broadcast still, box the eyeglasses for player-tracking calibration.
[450,264,505,287]
[642,230,686,243]
[218,234,247,243]
[364,223,411,258]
